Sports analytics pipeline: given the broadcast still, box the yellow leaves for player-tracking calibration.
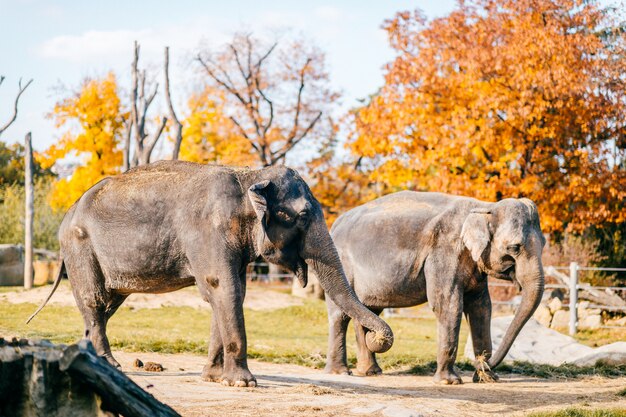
[43,73,124,211]
[180,88,256,167]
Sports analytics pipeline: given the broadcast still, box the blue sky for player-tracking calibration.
[0,1,457,151]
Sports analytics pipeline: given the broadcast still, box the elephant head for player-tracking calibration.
[246,167,393,353]
[461,198,546,368]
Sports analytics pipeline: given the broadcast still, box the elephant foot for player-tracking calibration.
[354,363,383,377]
[324,364,352,375]
[433,369,463,385]
[220,365,257,387]
[201,363,224,382]
[103,353,121,369]
[472,369,499,383]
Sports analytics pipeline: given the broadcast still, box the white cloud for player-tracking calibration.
[314,6,342,22]
[39,29,150,64]
[36,17,233,68]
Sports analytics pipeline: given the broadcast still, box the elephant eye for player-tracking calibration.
[507,244,521,254]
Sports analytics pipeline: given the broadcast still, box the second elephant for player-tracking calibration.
[325,191,545,384]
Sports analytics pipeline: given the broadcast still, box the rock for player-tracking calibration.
[533,304,552,328]
[578,301,590,311]
[548,297,563,314]
[550,310,570,329]
[579,314,602,329]
[466,316,626,366]
[571,342,626,367]
[0,244,24,286]
[33,261,59,286]
[465,317,592,366]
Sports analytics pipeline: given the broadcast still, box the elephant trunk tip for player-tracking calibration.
[366,329,394,353]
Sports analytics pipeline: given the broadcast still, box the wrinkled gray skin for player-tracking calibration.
[325,191,545,384]
[29,161,393,387]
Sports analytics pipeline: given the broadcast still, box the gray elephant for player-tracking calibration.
[28,160,393,387]
[325,191,545,384]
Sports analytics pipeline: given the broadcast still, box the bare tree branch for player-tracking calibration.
[164,46,183,160]
[143,116,168,164]
[122,118,133,172]
[0,77,33,137]
[272,111,322,163]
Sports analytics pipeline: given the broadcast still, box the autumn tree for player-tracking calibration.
[40,73,124,211]
[196,32,338,167]
[353,0,626,234]
[180,87,256,166]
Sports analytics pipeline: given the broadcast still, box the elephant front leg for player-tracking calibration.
[324,297,352,375]
[464,285,499,383]
[202,313,224,382]
[426,257,464,385]
[353,308,383,376]
[197,271,256,387]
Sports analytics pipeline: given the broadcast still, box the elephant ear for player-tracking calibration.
[248,180,271,226]
[461,209,491,262]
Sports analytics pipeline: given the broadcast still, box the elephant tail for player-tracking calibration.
[26,259,66,324]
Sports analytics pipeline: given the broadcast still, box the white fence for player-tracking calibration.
[484,262,626,335]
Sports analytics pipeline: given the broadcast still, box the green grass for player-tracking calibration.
[0,298,445,370]
[1,295,625,378]
[527,408,626,417]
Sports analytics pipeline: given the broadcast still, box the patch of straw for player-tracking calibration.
[474,353,498,383]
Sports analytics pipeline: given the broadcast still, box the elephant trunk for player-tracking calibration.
[488,255,544,368]
[302,217,394,353]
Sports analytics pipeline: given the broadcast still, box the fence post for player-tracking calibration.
[24,132,34,290]
[569,262,578,336]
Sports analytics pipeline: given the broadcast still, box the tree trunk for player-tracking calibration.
[23,132,33,289]
[0,338,180,417]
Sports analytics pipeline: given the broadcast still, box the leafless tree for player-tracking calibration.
[164,47,183,160]
[0,76,33,138]
[127,41,168,168]
[122,42,184,171]
[196,33,338,167]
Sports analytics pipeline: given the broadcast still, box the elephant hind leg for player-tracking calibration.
[324,297,351,375]
[353,308,383,376]
[65,252,121,368]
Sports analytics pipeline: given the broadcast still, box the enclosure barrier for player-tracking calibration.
[488,262,626,335]
[245,261,626,335]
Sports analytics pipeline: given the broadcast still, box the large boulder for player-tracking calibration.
[465,316,626,366]
[0,244,24,286]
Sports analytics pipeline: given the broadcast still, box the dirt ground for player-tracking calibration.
[0,282,301,311]
[116,351,626,417]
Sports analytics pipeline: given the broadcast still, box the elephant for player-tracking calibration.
[27,160,393,387]
[324,191,545,384]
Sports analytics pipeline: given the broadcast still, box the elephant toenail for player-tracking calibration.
[234,381,246,387]
[248,380,257,387]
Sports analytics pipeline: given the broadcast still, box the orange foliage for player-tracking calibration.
[353,0,626,233]
[39,73,125,211]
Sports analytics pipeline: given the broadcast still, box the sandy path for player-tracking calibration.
[115,351,626,417]
[0,282,301,311]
